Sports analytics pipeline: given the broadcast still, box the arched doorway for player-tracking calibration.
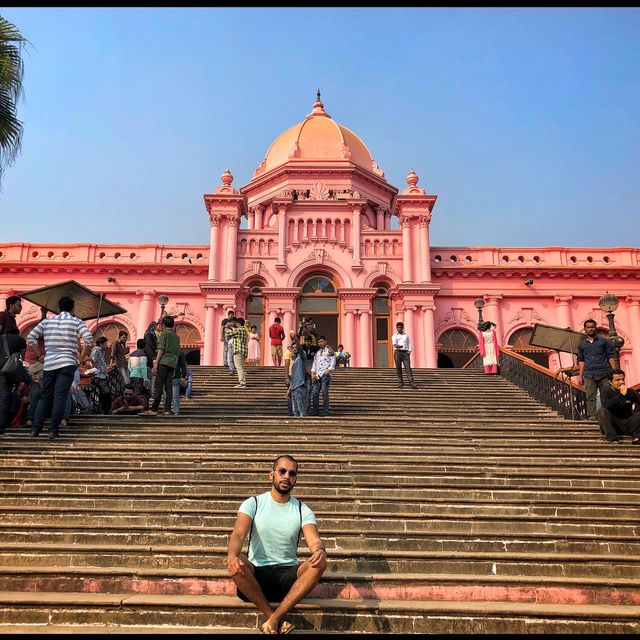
[372,283,392,368]
[437,327,478,368]
[246,283,265,364]
[94,321,129,351]
[298,275,339,347]
[508,327,549,367]
[175,323,202,366]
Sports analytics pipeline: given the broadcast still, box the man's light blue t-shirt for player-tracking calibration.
[239,491,316,567]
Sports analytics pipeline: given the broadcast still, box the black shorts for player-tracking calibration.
[236,562,299,603]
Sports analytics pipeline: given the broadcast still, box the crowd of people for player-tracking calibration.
[0,295,194,437]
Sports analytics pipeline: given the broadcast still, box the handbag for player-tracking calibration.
[0,335,24,382]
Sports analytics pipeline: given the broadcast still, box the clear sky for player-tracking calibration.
[1,7,639,248]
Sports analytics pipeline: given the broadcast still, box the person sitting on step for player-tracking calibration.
[111,383,148,415]
[335,344,351,367]
[596,368,640,445]
[227,454,327,634]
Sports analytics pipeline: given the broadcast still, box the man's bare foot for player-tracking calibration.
[260,620,278,634]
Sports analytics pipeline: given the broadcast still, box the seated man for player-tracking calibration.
[335,344,351,367]
[227,454,327,634]
[596,368,640,445]
[110,384,148,415]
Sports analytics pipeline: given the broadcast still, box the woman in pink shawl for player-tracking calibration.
[478,321,500,374]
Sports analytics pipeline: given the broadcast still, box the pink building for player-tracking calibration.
[2,95,640,379]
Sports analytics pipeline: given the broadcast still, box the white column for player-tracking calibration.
[423,305,437,368]
[203,304,217,366]
[554,296,574,369]
[359,310,372,368]
[224,216,239,281]
[401,217,413,282]
[419,217,431,282]
[208,216,220,281]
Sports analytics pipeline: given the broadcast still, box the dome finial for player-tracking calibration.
[221,167,234,187]
[406,168,419,188]
[307,89,331,119]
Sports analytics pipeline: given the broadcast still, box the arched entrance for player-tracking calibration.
[298,275,339,347]
[175,322,202,366]
[437,327,478,368]
[372,283,392,368]
[246,283,265,365]
[508,327,549,367]
[94,321,129,350]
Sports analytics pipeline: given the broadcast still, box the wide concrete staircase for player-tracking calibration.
[0,366,639,633]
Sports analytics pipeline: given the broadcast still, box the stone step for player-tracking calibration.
[1,509,638,535]
[2,569,640,605]
[2,526,640,554]
[1,544,639,577]
[0,593,638,633]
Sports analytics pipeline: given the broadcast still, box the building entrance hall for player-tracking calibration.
[297,276,339,348]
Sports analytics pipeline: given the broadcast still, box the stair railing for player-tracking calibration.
[463,347,587,420]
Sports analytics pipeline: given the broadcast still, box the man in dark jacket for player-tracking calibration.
[0,328,30,434]
[171,350,187,415]
[596,368,640,445]
[143,322,158,394]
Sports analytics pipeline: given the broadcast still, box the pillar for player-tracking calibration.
[376,207,384,230]
[282,310,294,349]
[483,295,504,344]
[359,310,372,368]
[255,205,264,230]
[224,216,239,281]
[203,303,217,366]
[404,306,415,357]
[554,296,575,370]
[208,215,220,281]
[626,297,640,381]
[419,216,431,282]
[344,311,355,366]
[401,217,413,282]
[137,292,155,339]
[423,305,437,368]
[276,204,287,266]
[352,206,362,265]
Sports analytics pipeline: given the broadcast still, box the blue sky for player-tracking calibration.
[1,7,639,248]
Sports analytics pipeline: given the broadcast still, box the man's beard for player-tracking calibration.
[273,479,292,495]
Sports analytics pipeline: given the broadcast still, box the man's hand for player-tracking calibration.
[308,548,327,568]
[620,384,628,396]
[227,554,247,577]
[311,373,317,383]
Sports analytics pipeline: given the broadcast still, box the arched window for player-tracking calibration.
[373,284,390,314]
[94,321,129,347]
[247,284,264,314]
[301,276,336,295]
[508,327,548,367]
[437,327,478,368]
[439,328,477,351]
[175,323,202,348]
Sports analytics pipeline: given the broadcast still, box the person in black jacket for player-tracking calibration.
[171,350,187,416]
[0,328,30,434]
[596,368,640,445]
[143,321,159,394]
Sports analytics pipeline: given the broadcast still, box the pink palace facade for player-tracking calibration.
[2,95,640,380]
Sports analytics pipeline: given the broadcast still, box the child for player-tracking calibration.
[248,325,261,366]
[335,344,351,367]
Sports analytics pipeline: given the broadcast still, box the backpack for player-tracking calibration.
[247,495,304,552]
[0,335,25,383]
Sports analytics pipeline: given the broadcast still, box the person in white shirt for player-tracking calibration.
[310,336,336,416]
[391,321,418,389]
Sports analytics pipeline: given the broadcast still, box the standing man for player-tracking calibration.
[110,330,130,384]
[596,369,640,445]
[227,454,327,634]
[310,336,336,417]
[144,315,181,416]
[221,309,235,368]
[392,321,418,389]
[26,296,93,438]
[0,329,29,434]
[578,319,616,420]
[143,321,158,394]
[91,336,114,414]
[287,340,309,418]
[0,295,22,335]
[228,317,249,389]
[268,316,286,367]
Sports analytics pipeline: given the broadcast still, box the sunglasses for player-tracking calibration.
[276,468,298,478]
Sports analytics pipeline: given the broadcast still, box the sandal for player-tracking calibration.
[260,623,277,634]
[279,621,295,634]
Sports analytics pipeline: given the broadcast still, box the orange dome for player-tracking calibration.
[253,94,385,178]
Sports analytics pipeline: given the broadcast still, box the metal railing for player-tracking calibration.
[463,347,587,420]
